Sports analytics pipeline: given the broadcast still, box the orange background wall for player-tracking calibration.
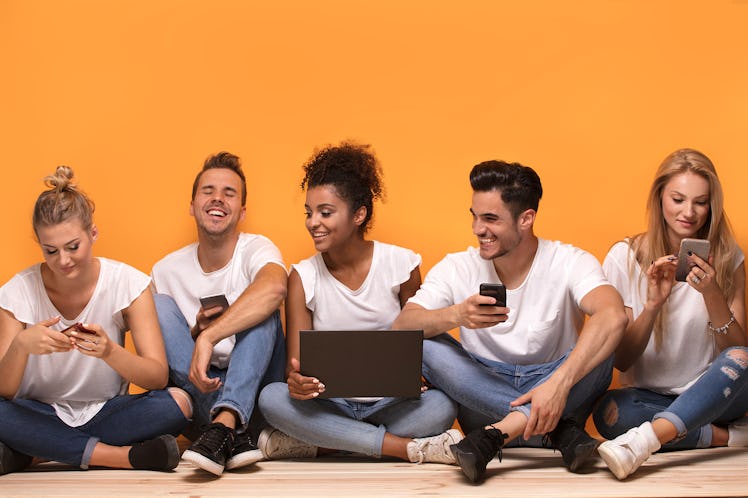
[2,1,747,312]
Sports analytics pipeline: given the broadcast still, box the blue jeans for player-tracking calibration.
[154,294,286,433]
[0,390,187,468]
[593,346,748,450]
[422,333,613,444]
[258,382,457,457]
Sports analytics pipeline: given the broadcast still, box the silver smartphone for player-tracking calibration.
[674,238,710,282]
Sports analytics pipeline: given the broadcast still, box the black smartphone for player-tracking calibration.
[674,238,710,282]
[479,283,506,307]
[199,294,230,312]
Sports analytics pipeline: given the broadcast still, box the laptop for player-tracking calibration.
[299,329,424,399]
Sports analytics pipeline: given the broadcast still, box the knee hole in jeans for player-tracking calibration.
[168,387,193,419]
[602,399,619,427]
[726,348,748,370]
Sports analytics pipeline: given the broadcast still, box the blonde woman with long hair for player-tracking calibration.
[0,167,191,475]
[594,149,748,479]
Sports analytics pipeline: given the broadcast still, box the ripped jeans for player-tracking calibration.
[593,346,748,450]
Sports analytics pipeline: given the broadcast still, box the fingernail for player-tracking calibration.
[312,392,319,397]
[318,384,325,390]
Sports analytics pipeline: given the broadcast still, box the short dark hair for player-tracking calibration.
[469,160,542,219]
[191,151,247,206]
[300,141,384,233]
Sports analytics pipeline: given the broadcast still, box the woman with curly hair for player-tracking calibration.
[259,141,461,464]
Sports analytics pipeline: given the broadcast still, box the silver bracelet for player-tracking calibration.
[708,312,735,335]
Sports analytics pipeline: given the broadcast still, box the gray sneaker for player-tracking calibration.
[407,429,463,464]
[258,427,317,460]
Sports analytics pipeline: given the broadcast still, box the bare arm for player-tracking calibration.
[106,289,169,390]
[615,255,677,371]
[512,284,627,439]
[200,263,288,345]
[398,267,422,308]
[392,295,507,338]
[697,259,746,350]
[284,269,323,400]
[0,309,70,398]
[189,263,288,393]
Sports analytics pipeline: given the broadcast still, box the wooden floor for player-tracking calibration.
[1,447,747,497]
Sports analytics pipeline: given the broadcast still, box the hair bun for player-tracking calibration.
[44,165,75,192]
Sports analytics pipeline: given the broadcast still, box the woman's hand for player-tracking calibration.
[685,253,721,297]
[67,323,112,359]
[17,317,73,355]
[644,256,677,310]
[286,357,325,400]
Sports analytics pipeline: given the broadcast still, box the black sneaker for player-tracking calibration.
[182,422,235,475]
[0,442,32,475]
[450,427,508,483]
[128,434,180,472]
[545,418,600,472]
[225,431,263,470]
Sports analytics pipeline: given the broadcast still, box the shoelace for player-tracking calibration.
[484,428,508,462]
[196,425,233,452]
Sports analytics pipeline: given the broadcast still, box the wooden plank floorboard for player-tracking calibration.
[1,448,746,497]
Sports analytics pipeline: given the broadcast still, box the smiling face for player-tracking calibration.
[661,171,711,249]
[470,190,526,260]
[190,168,246,238]
[36,219,96,280]
[304,185,365,253]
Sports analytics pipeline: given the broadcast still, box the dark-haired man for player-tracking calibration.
[151,152,287,475]
[393,160,626,482]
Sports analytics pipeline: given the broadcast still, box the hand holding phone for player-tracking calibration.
[199,294,229,315]
[61,323,95,351]
[479,283,507,307]
[674,238,711,282]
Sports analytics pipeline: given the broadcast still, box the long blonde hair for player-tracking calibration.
[33,166,95,236]
[628,148,738,349]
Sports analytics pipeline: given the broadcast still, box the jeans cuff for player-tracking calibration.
[512,404,531,419]
[371,424,387,458]
[81,436,100,469]
[653,411,687,440]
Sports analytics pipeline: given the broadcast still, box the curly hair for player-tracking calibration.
[33,165,95,236]
[300,141,384,233]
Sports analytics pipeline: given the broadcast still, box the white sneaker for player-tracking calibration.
[727,416,748,447]
[407,429,464,464]
[257,427,317,460]
[598,421,661,480]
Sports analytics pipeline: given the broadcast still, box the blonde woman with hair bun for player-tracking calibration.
[0,166,192,475]
[594,149,748,480]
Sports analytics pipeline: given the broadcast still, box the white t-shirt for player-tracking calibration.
[151,233,285,369]
[603,241,745,395]
[409,238,609,365]
[0,258,150,427]
[293,241,421,402]
[294,241,421,330]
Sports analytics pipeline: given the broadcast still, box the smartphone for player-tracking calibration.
[479,283,506,307]
[60,323,94,350]
[199,294,230,313]
[675,238,710,282]
[61,323,85,336]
